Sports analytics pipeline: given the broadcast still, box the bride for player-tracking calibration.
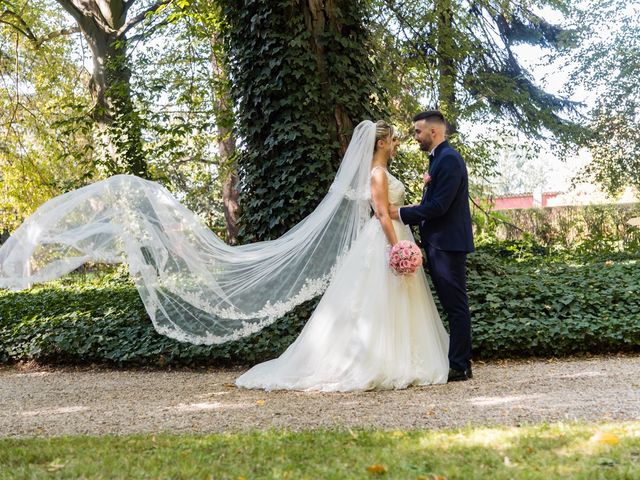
[236,120,449,391]
[0,119,448,391]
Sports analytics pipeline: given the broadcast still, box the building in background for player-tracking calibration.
[490,185,639,211]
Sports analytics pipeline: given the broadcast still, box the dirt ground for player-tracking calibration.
[1,354,638,438]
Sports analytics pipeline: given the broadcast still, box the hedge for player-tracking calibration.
[0,253,638,367]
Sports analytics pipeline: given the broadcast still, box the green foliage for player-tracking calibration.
[489,203,640,254]
[0,267,315,366]
[559,0,640,194]
[2,253,638,366]
[0,0,96,232]
[132,3,230,235]
[372,0,586,144]
[388,148,427,205]
[468,255,640,358]
[221,0,386,241]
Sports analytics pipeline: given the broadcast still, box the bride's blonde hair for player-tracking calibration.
[374,120,394,150]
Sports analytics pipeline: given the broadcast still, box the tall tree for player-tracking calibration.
[374,0,585,143]
[51,0,172,177]
[210,29,240,244]
[131,0,239,241]
[221,0,387,242]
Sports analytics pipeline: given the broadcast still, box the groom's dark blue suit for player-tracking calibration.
[399,140,474,372]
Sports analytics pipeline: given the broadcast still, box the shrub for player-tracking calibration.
[0,267,316,367]
[1,256,638,366]
[491,202,640,252]
[467,256,640,358]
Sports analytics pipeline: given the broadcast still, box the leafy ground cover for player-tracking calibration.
[1,252,638,366]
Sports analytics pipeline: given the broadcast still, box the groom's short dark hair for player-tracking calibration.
[413,110,445,124]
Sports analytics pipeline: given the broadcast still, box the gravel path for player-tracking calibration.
[1,355,638,438]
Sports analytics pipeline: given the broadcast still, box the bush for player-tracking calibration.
[0,267,316,367]
[467,256,640,358]
[490,202,640,252]
[1,256,639,367]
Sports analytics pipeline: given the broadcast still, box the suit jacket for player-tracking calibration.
[399,140,474,253]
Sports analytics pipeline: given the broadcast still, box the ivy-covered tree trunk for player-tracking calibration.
[89,28,147,177]
[55,0,150,178]
[303,0,355,155]
[222,0,385,242]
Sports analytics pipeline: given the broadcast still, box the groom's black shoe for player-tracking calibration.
[448,366,473,382]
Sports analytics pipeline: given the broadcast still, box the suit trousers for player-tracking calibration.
[424,242,472,371]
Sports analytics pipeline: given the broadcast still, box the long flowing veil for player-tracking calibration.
[0,120,377,344]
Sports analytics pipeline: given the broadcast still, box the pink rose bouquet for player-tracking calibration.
[389,240,423,275]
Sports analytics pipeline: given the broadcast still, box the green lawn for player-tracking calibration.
[1,422,639,479]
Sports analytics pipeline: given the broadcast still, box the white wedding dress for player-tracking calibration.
[236,168,450,391]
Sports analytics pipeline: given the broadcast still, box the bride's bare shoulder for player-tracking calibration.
[370,165,388,177]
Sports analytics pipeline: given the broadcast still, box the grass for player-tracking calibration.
[1,422,639,479]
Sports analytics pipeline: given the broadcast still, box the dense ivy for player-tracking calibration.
[221,0,386,241]
[1,253,638,367]
[468,252,640,358]
[0,268,316,366]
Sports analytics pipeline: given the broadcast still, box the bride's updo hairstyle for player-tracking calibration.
[374,120,394,150]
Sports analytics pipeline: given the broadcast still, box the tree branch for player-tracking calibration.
[117,0,171,37]
[35,26,82,47]
[54,0,116,34]
[469,195,526,233]
[0,8,38,42]
[126,19,168,42]
[0,8,80,47]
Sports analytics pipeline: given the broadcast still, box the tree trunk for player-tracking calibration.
[221,170,239,244]
[210,32,239,244]
[221,1,384,242]
[303,0,353,156]
[435,0,459,133]
[55,0,148,177]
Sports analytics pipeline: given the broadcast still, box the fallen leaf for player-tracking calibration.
[366,464,387,474]
[255,400,266,406]
[590,431,620,445]
[46,460,66,472]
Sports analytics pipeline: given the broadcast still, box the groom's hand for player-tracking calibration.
[389,205,399,220]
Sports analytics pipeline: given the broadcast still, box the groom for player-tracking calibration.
[390,110,474,382]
